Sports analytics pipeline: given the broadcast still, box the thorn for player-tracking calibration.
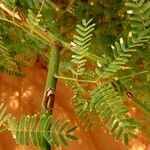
[128,31,132,37]
[127,10,133,14]
[114,77,119,81]
[97,61,102,68]
[120,38,124,44]
[90,2,94,5]
[0,3,22,21]
[111,45,115,50]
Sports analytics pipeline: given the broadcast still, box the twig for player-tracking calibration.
[55,75,96,83]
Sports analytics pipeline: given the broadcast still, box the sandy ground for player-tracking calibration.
[0,63,149,150]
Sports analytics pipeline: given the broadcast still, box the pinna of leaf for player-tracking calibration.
[7,113,78,147]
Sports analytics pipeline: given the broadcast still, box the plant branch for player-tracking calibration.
[119,70,149,80]
[0,127,7,133]
[40,41,62,150]
[132,97,150,115]
[44,42,62,93]
[115,80,150,115]
[55,75,96,83]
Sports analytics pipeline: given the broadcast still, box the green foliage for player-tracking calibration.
[0,36,16,66]
[0,103,11,130]
[2,0,16,11]
[0,0,150,149]
[70,19,95,77]
[0,35,25,77]
[0,103,78,148]
[90,83,138,144]
[71,79,139,144]
[125,0,150,39]
[2,0,53,10]
[72,93,100,130]
[96,30,149,80]
[27,9,42,27]
[96,37,136,79]
[8,114,78,148]
[18,0,56,9]
[68,15,149,144]
[0,65,25,77]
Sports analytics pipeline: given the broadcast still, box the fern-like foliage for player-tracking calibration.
[27,9,42,28]
[96,37,136,79]
[96,0,150,80]
[0,65,25,77]
[90,83,138,144]
[0,36,25,77]
[0,0,149,147]
[1,0,16,11]
[125,0,150,40]
[0,37,16,66]
[14,53,35,65]
[72,93,101,130]
[0,103,11,130]
[18,0,57,9]
[70,19,95,77]
[8,114,78,147]
[2,0,54,10]
[69,82,101,130]
[69,20,140,142]
[96,30,149,80]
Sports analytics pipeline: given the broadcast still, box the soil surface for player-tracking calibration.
[0,63,149,150]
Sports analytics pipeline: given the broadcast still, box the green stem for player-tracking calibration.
[0,127,7,132]
[44,42,62,91]
[39,140,50,150]
[40,41,62,150]
[119,70,149,80]
[86,52,104,63]
[116,81,150,115]
[132,97,150,115]
[55,75,96,83]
